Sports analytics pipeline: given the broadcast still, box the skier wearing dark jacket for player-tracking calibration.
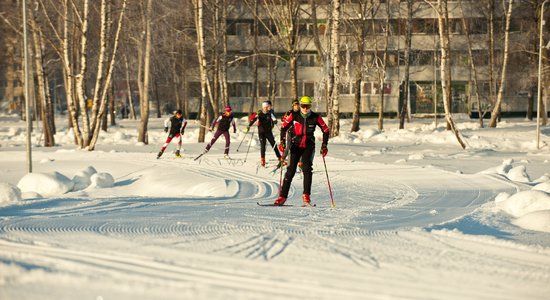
[281,99,299,161]
[247,101,281,166]
[202,105,236,159]
[275,96,329,206]
[157,109,187,159]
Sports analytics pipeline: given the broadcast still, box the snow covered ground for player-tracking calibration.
[1,114,550,299]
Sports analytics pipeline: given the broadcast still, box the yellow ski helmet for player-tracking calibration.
[299,96,313,105]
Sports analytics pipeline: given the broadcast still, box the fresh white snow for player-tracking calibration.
[1,114,550,300]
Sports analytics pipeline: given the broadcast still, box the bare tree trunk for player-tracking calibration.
[89,0,127,149]
[459,0,483,127]
[194,0,208,143]
[109,81,116,127]
[90,0,109,137]
[75,0,91,148]
[30,8,55,146]
[138,0,153,144]
[489,0,513,128]
[351,2,368,133]
[437,0,466,148]
[249,0,259,117]
[62,0,82,147]
[399,0,413,129]
[124,55,136,119]
[487,0,497,120]
[328,0,341,137]
[154,74,161,118]
[220,0,228,106]
[378,0,390,131]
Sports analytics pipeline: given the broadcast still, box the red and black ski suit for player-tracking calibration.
[206,112,236,155]
[248,109,281,160]
[161,115,187,152]
[279,110,329,198]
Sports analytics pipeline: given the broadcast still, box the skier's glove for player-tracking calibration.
[278,140,285,153]
[246,126,250,133]
[180,130,185,135]
[164,127,168,133]
[320,144,328,157]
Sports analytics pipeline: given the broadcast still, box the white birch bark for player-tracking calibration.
[89,0,128,150]
[138,0,153,144]
[489,0,514,128]
[62,0,82,147]
[75,0,90,148]
[437,0,466,149]
[193,0,208,143]
[329,0,341,137]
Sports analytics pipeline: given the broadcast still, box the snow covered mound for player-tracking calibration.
[72,166,98,190]
[496,190,550,233]
[0,182,22,203]
[17,172,74,197]
[513,210,550,233]
[506,165,531,183]
[532,182,550,193]
[89,172,115,188]
[496,190,550,218]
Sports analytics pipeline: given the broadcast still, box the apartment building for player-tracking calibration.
[187,1,539,116]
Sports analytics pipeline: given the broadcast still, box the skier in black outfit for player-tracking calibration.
[247,101,281,166]
[281,99,299,163]
[275,96,329,206]
[157,109,187,159]
[202,105,236,159]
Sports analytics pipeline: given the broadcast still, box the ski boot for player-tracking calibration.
[224,154,230,159]
[302,194,313,207]
[175,150,182,158]
[261,157,266,167]
[274,196,287,206]
[157,150,164,159]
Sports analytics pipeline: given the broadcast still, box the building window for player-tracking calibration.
[228,82,251,97]
[297,52,317,66]
[362,82,371,95]
[304,82,314,97]
[258,81,269,97]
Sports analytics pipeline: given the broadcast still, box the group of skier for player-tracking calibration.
[156,96,330,206]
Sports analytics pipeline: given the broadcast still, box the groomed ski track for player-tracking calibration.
[1,151,549,300]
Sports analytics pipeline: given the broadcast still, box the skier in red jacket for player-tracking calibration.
[275,96,329,206]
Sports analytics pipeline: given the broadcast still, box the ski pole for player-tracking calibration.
[278,146,287,195]
[322,155,335,207]
[236,129,249,152]
[244,127,255,162]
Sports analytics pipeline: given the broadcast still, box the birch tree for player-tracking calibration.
[489,0,514,128]
[328,0,342,136]
[138,0,154,144]
[399,0,413,129]
[435,0,466,148]
[30,4,55,146]
[193,0,209,143]
[459,0,485,127]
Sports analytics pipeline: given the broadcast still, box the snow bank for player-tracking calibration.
[496,190,550,218]
[513,210,550,233]
[532,182,550,193]
[72,166,98,190]
[496,190,550,233]
[0,182,22,203]
[506,165,531,183]
[89,172,115,188]
[17,172,74,197]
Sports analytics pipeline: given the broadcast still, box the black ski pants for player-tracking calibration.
[280,143,315,198]
[259,131,281,159]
